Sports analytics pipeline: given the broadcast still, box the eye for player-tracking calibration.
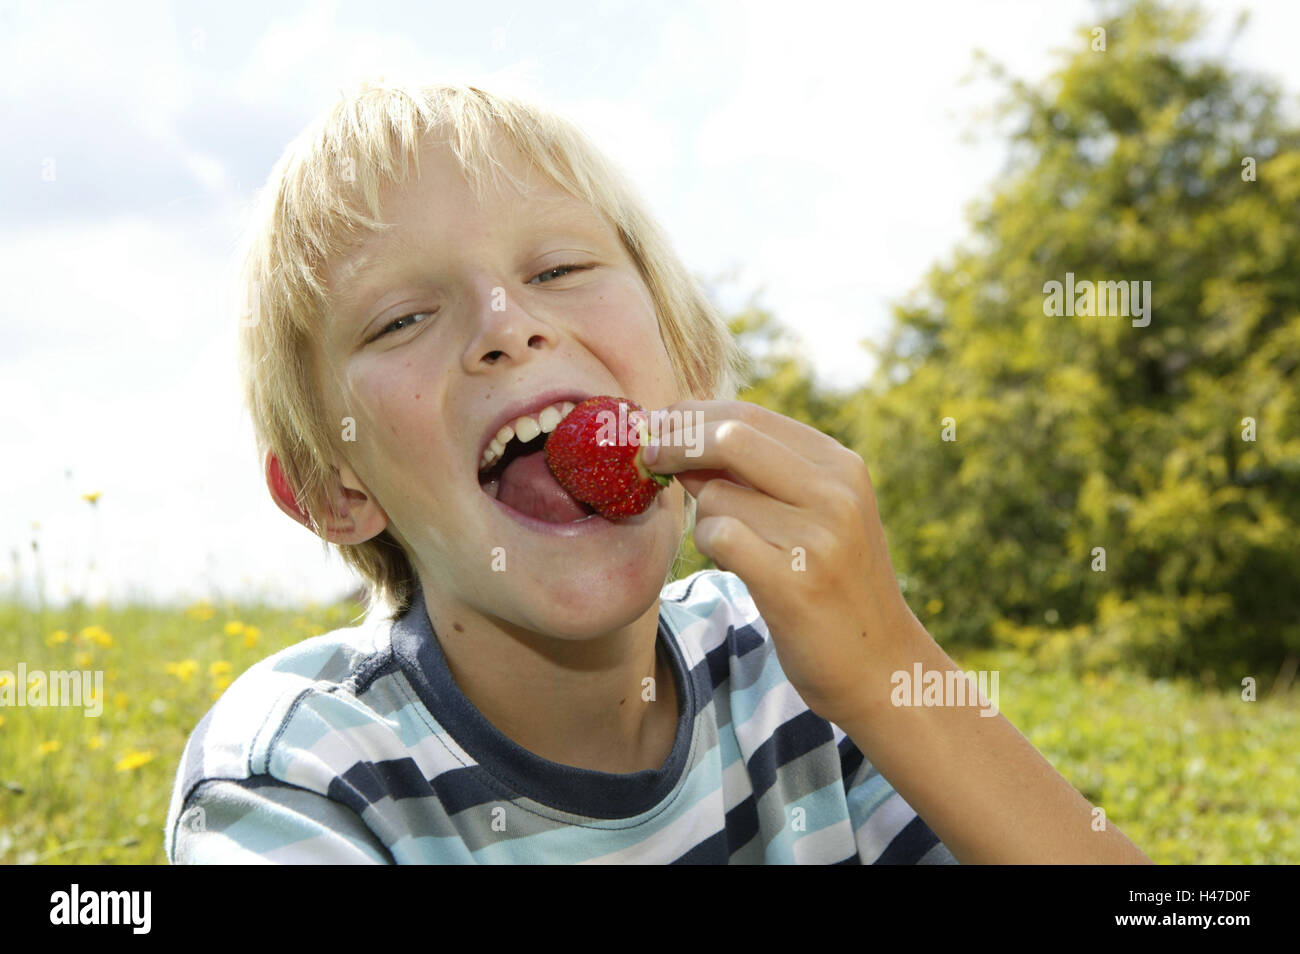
[371,311,433,342]
[530,263,589,284]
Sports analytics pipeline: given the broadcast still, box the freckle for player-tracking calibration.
[414,393,421,400]
[453,622,464,633]
[619,697,625,706]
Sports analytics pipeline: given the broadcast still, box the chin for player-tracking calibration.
[508,547,677,640]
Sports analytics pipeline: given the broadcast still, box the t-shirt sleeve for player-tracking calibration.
[170,777,393,865]
[837,734,959,865]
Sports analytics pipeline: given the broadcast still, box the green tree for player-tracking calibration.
[847,0,1300,680]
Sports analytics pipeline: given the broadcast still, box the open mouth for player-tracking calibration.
[478,430,598,524]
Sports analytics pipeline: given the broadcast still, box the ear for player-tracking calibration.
[264,450,389,545]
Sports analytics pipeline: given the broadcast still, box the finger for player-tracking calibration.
[688,477,808,551]
[693,514,784,583]
[652,399,844,468]
[675,468,751,495]
[645,418,817,508]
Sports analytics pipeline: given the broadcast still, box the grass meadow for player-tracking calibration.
[1,595,1296,864]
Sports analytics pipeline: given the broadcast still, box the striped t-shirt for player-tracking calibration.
[164,568,957,864]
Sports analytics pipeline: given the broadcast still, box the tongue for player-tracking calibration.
[496,450,594,523]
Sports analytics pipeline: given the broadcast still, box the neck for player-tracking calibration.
[419,587,679,775]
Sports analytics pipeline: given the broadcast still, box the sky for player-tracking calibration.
[3,0,1298,608]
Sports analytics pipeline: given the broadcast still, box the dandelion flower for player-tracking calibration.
[0,714,6,728]
[115,749,156,773]
[223,621,246,636]
[37,739,61,756]
[114,692,128,711]
[243,626,261,648]
[80,625,114,648]
[209,660,232,677]
[164,660,199,683]
[186,602,215,621]
[213,674,232,692]
[46,630,70,647]
[82,491,102,504]
[74,651,93,669]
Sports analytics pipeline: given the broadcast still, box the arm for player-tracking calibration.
[835,609,1151,865]
[645,400,1152,865]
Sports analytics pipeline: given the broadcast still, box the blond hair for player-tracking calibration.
[237,80,748,618]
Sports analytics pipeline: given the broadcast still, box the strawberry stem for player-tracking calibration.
[634,446,674,486]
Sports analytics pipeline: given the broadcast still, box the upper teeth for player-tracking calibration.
[480,401,576,471]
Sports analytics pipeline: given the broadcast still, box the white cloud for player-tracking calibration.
[6,0,1300,603]
[0,214,355,605]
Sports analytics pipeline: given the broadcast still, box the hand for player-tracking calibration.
[644,400,927,726]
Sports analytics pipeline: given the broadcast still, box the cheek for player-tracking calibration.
[585,284,675,394]
[346,363,407,442]
[343,359,450,474]
[605,323,676,403]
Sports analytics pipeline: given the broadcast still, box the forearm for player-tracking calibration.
[839,616,1153,865]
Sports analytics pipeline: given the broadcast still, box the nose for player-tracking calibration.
[461,276,555,372]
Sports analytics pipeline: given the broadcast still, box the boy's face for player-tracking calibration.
[316,135,687,638]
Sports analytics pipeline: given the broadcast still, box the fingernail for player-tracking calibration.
[641,442,660,465]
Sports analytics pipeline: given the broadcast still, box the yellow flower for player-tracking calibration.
[46,629,70,646]
[224,620,246,636]
[185,601,215,622]
[80,625,114,648]
[0,673,9,688]
[925,598,944,615]
[164,660,199,683]
[82,491,102,504]
[114,692,128,711]
[243,626,261,648]
[209,660,232,678]
[74,651,93,668]
[37,739,61,756]
[114,749,156,773]
[0,713,6,728]
[87,734,105,750]
[213,674,232,692]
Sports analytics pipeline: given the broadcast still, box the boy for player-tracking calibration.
[165,80,1150,864]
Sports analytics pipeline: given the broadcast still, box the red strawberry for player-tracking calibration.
[545,395,673,519]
